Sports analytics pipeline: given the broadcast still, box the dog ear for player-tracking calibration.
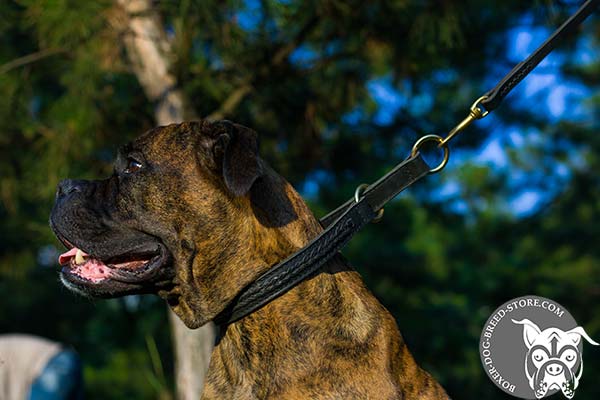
[565,326,600,346]
[512,319,542,349]
[212,120,262,196]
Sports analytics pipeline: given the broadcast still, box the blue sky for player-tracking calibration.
[234,2,597,218]
[345,17,596,217]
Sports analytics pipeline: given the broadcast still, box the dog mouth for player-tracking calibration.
[58,246,162,284]
[53,229,173,297]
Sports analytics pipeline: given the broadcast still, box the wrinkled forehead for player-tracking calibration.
[535,329,579,352]
[530,338,552,353]
[129,121,212,160]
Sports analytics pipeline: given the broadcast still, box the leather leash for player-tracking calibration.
[215,1,598,326]
[481,0,600,112]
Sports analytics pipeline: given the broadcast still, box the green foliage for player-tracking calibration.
[0,0,598,399]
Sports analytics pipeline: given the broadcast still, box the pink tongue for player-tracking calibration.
[72,259,110,282]
[58,247,89,265]
[58,247,110,282]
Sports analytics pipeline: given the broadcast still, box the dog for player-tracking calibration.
[512,318,598,399]
[50,120,449,399]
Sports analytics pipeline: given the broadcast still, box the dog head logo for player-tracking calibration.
[512,319,598,399]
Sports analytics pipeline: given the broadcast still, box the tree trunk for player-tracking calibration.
[116,1,215,399]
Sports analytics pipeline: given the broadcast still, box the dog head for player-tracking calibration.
[512,318,599,399]
[50,120,312,328]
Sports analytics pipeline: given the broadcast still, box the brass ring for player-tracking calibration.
[410,134,450,173]
[354,184,384,223]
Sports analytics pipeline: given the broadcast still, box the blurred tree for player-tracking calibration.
[0,0,598,399]
[116,1,214,398]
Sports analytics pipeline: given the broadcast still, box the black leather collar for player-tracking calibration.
[215,154,431,326]
[214,0,600,326]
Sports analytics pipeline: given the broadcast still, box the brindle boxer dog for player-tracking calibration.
[50,120,448,399]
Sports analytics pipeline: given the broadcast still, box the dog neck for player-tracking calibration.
[201,167,446,399]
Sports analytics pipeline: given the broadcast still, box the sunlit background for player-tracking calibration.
[1,0,598,399]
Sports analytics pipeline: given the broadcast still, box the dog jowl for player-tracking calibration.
[49,121,264,314]
[50,120,448,399]
[513,319,599,399]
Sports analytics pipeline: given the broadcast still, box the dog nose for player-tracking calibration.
[545,363,564,376]
[56,179,86,199]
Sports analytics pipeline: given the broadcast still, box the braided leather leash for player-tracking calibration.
[482,0,599,112]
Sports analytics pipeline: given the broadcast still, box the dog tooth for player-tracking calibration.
[75,249,86,265]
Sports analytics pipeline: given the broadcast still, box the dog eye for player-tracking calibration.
[532,349,546,362]
[562,349,577,362]
[124,158,143,174]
